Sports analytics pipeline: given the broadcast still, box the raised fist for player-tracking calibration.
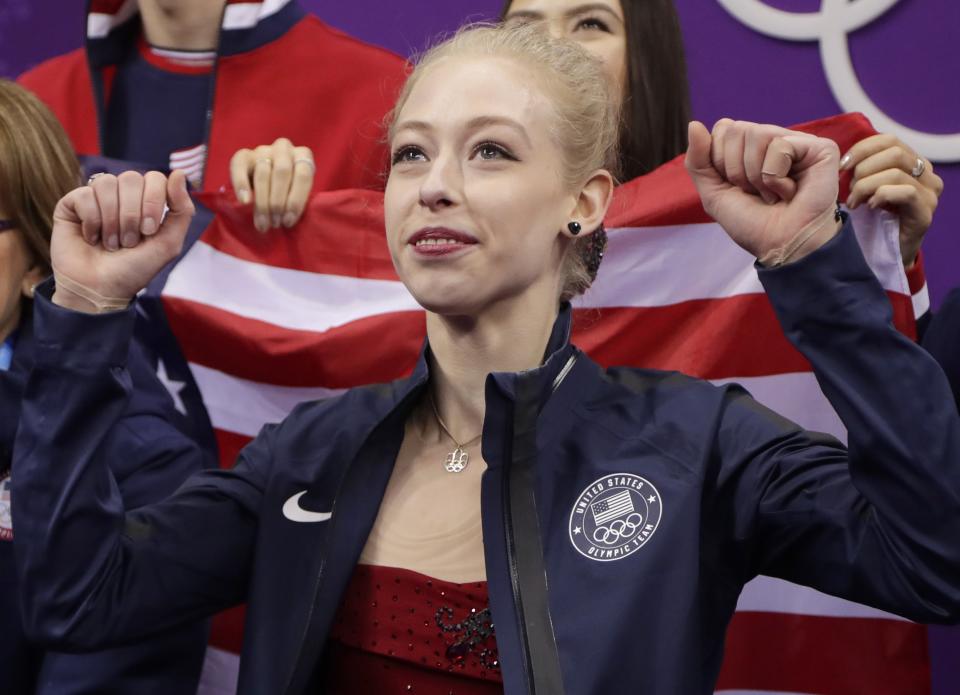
[50,170,195,313]
[685,119,842,265]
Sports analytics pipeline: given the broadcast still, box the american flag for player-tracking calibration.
[161,113,930,694]
[591,490,635,526]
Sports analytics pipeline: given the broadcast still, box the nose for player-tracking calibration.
[545,18,565,40]
[419,153,461,211]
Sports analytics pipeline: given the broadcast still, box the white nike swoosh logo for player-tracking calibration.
[282,491,332,523]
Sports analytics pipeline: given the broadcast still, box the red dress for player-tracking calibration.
[324,564,503,693]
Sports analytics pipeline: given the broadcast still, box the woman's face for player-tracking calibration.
[0,213,39,341]
[504,0,627,95]
[384,56,577,317]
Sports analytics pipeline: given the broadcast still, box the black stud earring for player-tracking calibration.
[567,221,582,236]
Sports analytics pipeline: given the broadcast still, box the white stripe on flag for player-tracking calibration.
[197,647,240,695]
[912,282,930,318]
[584,207,904,310]
[711,373,846,443]
[737,575,911,622]
[189,362,344,436]
[164,241,421,333]
[87,1,138,39]
[222,0,292,30]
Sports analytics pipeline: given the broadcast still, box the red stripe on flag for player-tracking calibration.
[717,612,930,694]
[210,605,247,655]
[167,288,913,391]
[196,190,398,279]
[574,290,914,378]
[215,429,254,470]
[164,297,425,388]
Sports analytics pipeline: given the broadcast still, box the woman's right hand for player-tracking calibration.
[50,170,195,313]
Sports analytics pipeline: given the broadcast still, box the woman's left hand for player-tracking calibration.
[685,119,841,266]
[841,133,943,267]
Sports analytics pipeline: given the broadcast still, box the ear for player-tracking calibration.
[565,169,614,237]
[20,263,47,300]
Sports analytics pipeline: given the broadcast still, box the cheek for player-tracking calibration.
[604,44,627,94]
[383,178,407,256]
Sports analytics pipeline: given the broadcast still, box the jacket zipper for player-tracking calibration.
[503,469,535,693]
[501,355,577,695]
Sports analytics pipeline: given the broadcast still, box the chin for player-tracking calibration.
[409,285,483,318]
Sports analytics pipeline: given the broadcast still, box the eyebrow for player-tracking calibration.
[393,116,533,148]
[505,3,624,25]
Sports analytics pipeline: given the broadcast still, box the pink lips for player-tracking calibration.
[408,227,478,257]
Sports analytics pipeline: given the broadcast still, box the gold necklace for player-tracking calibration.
[429,394,482,473]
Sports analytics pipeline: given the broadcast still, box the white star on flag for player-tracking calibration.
[157,359,188,415]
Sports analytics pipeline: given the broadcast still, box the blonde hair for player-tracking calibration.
[0,79,82,275]
[388,24,620,301]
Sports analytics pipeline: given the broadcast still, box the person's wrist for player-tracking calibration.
[51,274,132,314]
[779,216,843,265]
[758,204,842,267]
[52,287,102,314]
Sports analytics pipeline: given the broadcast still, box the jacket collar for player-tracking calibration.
[85,0,306,68]
[391,302,576,412]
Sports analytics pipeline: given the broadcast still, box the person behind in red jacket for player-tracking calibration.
[19,0,406,234]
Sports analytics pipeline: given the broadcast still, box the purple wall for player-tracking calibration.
[1,0,957,689]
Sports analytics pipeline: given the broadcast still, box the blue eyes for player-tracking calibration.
[474,142,513,160]
[391,146,426,165]
[390,142,516,166]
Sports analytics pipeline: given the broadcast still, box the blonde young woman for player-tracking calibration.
[13,26,960,695]
[0,80,208,695]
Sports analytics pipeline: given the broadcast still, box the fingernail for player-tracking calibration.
[107,235,119,251]
[271,214,281,229]
[122,231,139,248]
[839,153,851,170]
[238,190,250,204]
[282,212,297,228]
[254,214,268,232]
[142,218,157,236]
[845,195,855,209]
[760,191,776,205]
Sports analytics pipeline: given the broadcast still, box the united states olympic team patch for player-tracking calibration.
[569,473,662,561]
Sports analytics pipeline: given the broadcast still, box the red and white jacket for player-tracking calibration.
[19,0,407,193]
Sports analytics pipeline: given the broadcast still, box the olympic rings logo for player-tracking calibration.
[592,512,645,545]
[718,0,960,162]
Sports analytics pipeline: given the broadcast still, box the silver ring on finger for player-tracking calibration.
[911,157,926,178]
[294,158,316,174]
[87,172,107,186]
[255,157,273,167]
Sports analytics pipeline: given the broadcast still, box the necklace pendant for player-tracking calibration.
[444,447,469,473]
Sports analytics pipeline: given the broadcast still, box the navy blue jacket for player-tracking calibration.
[2,308,209,694]
[13,222,960,694]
